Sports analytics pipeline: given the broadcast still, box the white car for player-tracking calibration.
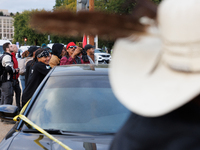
[19,45,30,52]
[94,49,111,64]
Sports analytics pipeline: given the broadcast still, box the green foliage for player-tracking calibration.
[50,35,82,45]
[95,0,136,14]
[94,0,162,49]
[54,0,76,11]
[152,0,162,4]
[13,0,163,49]
[0,12,3,16]
[98,39,114,50]
[13,10,47,46]
[10,12,14,16]
[95,0,162,14]
[54,0,65,9]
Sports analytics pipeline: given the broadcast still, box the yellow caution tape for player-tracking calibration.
[20,99,30,114]
[13,100,73,150]
[34,135,48,150]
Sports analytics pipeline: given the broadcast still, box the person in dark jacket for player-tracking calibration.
[22,48,51,107]
[49,43,64,68]
[1,43,17,105]
[25,46,38,86]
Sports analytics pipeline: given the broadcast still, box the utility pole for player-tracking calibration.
[88,0,94,46]
[77,0,95,46]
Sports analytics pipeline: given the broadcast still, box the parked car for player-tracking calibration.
[19,45,30,52]
[0,65,130,150]
[94,49,111,64]
[0,40,12,56]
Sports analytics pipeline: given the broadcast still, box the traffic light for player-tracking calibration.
[24,38,27,42]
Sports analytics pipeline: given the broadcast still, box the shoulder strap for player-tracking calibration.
[0,54,6,63]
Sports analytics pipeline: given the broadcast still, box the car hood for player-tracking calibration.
[8,132,114,150]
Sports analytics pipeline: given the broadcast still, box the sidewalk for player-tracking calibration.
[0,79,23,141]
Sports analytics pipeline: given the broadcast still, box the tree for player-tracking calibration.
[54,0,76,11]
[94,0,162,49]
[0,11,3,16]
[52,0,163,49]
[10,12,14,16]
[95,0,162,14]
[53,0,65,9]
[13,10,47,46]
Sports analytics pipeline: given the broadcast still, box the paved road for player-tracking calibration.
[0,91,21,142]
[0,122,14,141]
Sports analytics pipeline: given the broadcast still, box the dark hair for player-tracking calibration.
[52,43,64,59]
[3,42,10,51]
[31,48,46,66]
[22,50,29,58]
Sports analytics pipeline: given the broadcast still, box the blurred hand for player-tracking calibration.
[71,47,82,58]
[15,68,20,73]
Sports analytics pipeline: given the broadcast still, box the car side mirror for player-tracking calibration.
[0,105,19,121]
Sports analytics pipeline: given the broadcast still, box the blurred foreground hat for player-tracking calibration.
[28,46,38,57]
[110,0,200,117]
[84,44,94,51]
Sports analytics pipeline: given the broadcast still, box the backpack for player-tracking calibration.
[0,54,6,86]
[0,54,6,76]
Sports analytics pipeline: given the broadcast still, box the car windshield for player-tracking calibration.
[95,49,105,53]
[27,75,130,133]
[0,46,4,54]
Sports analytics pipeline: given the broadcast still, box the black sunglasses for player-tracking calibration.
[69,46,77,48]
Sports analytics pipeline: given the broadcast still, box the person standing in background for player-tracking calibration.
[84,44,97,65]
[18,50,29,91]
[49,43,64,68]
[25,46,38,86]
[1,43,16,105]
[11,44,21,110]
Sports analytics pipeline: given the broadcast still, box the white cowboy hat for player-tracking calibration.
[109,0,200,117]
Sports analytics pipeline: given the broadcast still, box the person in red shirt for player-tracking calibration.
[60,42,89,65]
[11,44,21,110]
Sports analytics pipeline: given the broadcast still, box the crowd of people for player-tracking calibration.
[0,42,96,111]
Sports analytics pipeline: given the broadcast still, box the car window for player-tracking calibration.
[27,75,130,133]
[0,46,4,54]
[95,49,105,53]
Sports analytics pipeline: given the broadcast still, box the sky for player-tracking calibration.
[0,0,55,13]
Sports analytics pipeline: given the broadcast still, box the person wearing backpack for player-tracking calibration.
[0,42,18,105]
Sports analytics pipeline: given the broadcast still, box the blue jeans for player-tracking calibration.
[20,75,25,91]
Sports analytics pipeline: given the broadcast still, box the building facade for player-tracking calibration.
[0,10,14,41]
